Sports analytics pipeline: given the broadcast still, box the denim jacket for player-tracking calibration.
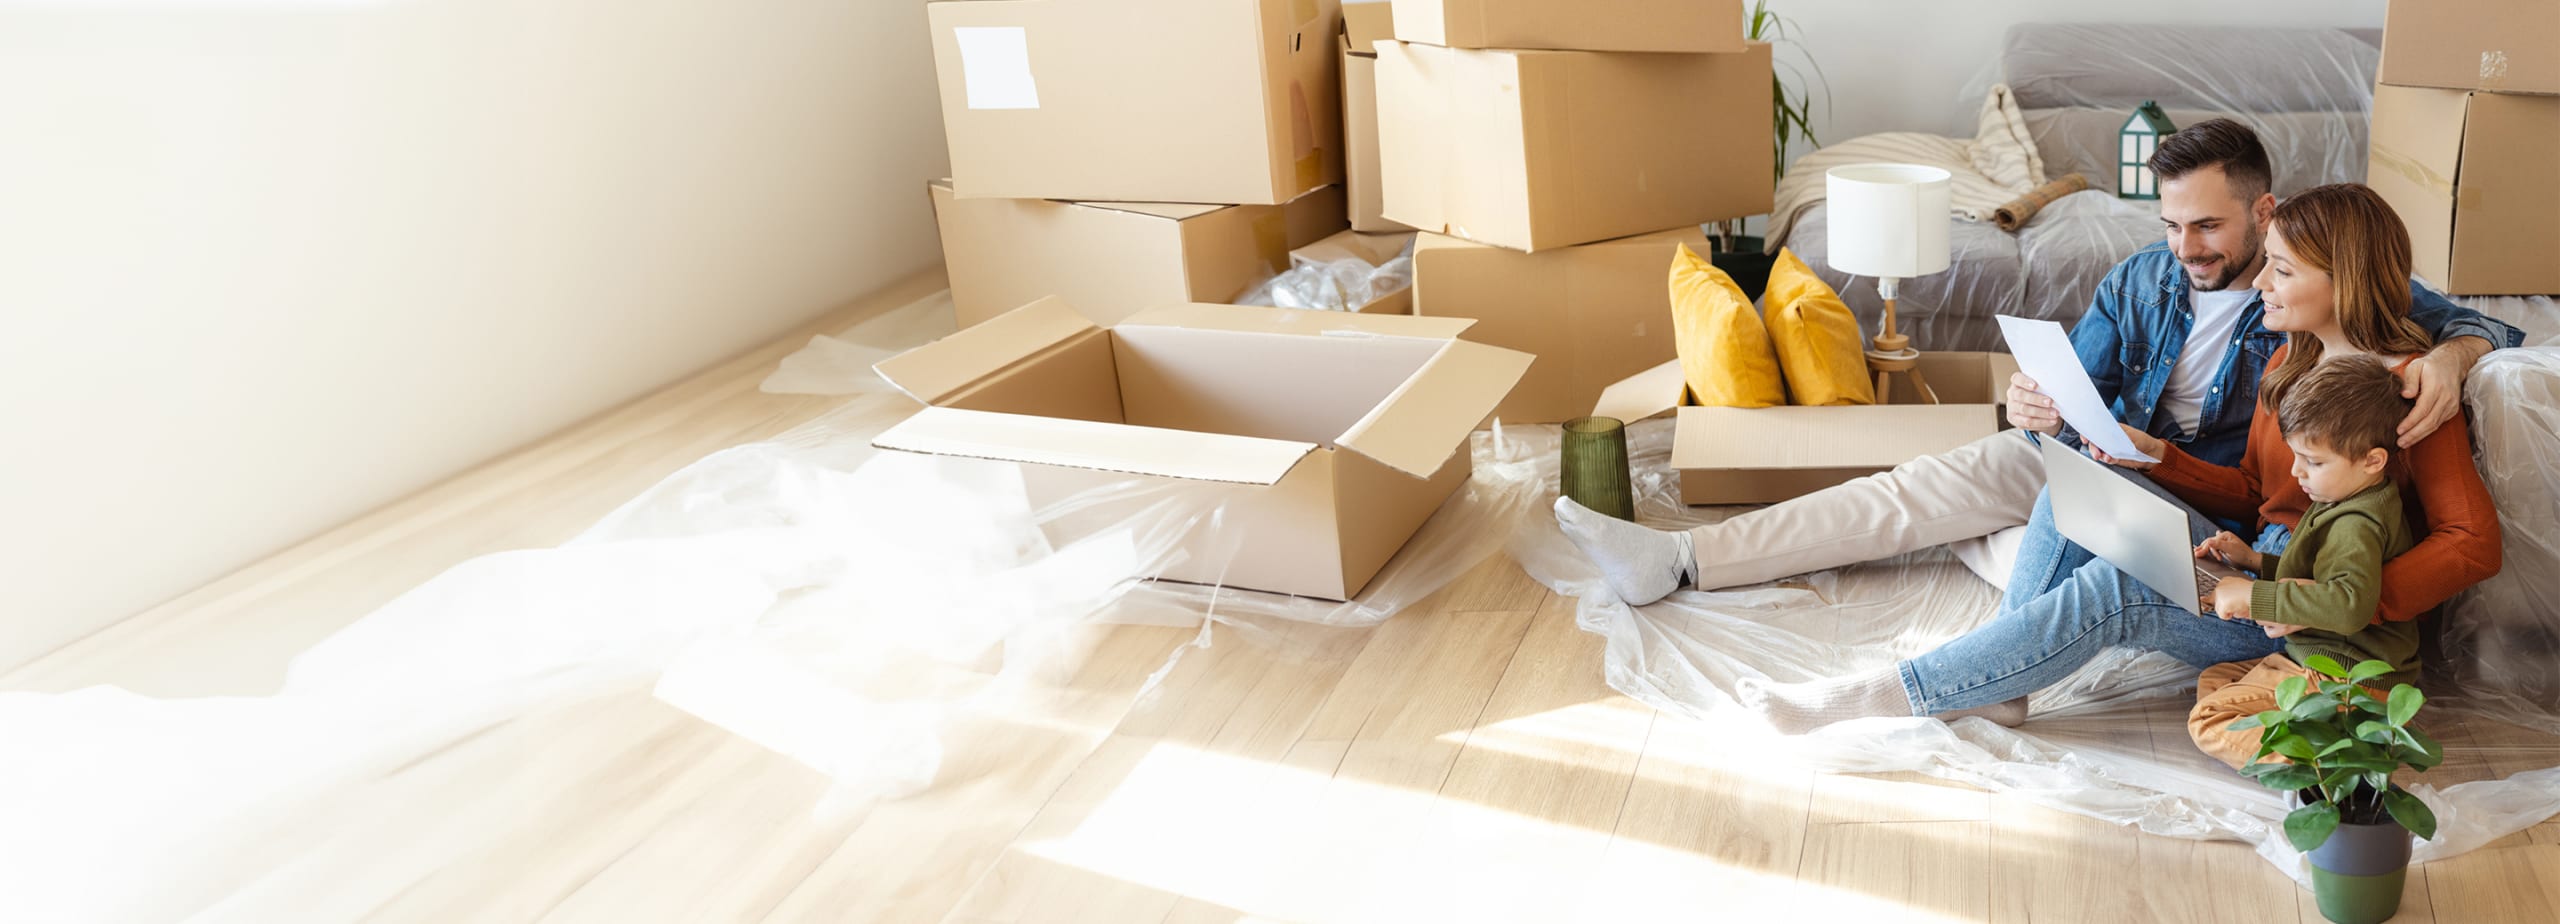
[2060,240,2523,469]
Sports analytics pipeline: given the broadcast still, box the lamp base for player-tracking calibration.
[1865,344,1939,405]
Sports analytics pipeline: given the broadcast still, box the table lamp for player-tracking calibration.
[1825,164,1953,404]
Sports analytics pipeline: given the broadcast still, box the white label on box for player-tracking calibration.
[954,26,1040,110]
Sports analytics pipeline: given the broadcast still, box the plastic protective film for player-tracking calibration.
[1507,402,2560,886]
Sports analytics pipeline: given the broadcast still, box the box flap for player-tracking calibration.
[872,296,1100,405]
[1118,302,1474,339]
[1589,359,1687,424]
[874,407,1319,486]
[1671,404,1994,471]
[1076,200,1229,221]
[1336,339,1535,477]
[1343,2,1395,55]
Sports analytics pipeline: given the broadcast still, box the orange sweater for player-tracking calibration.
[2147,348,2503,624]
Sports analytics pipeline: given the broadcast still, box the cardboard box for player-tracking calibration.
[931,181,1348,328]
[1412,227,1706,424]
[1287,229,1417,314]
[1392,0,1745,54]
[1593,352,2019,505]
[2367,84,2560,295]
[2380,0,2560,95]
[1374,41,1773,252]
[870,298,1531,600]
[927,0,1345,205]
[1340,4,1411,233]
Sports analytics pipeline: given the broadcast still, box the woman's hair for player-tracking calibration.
[2257,183,2435,414]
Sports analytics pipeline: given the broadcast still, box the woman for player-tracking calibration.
[1736,184,2503,733]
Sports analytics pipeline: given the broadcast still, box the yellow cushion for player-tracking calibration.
[1667,243,1785,409]
[1762,248,1877,406]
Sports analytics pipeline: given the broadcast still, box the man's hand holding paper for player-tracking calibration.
[1995,315,2161,464]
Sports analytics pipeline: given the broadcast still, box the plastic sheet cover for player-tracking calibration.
[0,291,1543,922]
[1508,417,2560,887]
[1233,236,1414,314]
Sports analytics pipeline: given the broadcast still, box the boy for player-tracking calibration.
[2187,354,2420,769]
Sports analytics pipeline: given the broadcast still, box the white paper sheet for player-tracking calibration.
[1995,314,2158,463]
[954,26,1040,110]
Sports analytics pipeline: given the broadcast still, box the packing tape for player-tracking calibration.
[2369,144,2457,199]
[1253,212,1289,271]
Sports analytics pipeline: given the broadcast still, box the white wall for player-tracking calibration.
[0,0,949,669]
[1768,0,2388,161]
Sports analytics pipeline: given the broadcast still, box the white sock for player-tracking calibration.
[1737,669,2029,735]
[1735,668,1914,734]
[1554,496,1694,605]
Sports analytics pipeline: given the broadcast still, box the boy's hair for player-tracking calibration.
[2276,354,2413,457]
[2148,118,2275,202]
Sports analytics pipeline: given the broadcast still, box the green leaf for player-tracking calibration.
[2330,755,2400,774]
[2356,720,2396,745]
[2291,693,2344,723]
[2228,714,2263,732]
[2384,789,2440,840]
[2402,726,2445,770]
[2256,765,2321,792]
[2316,738,2359,759]
[2304,655,2350,679]
[2387,685,2425,727]
[2348,660,2394,683]
[2286,803,2343,852]
[2365,771,2393,794]
[2276,676,2309,710]
[2322,768,2363,793]
[2266,732,2319,762]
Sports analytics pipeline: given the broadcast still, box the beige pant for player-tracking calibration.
[1684,430,2047,590]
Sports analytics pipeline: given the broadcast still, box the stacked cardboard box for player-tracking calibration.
[2367,0,2560,295]
[923,0,1353,328]
[1364,0,1774,422]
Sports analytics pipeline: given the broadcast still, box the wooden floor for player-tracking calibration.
[10,269,2560,923]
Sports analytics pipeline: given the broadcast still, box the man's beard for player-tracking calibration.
[2189,239,2260,291]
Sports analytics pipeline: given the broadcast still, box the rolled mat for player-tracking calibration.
[1992,174,2093,232]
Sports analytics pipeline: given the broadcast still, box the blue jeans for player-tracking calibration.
[1898,466,2295,714]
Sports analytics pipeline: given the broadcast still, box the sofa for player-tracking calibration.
[1778,23,2385,352]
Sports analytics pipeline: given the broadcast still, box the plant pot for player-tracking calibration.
[2305,811,2414,924]
[1708,235,1774,304]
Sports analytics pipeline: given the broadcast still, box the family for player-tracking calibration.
[1556,119,2521,768]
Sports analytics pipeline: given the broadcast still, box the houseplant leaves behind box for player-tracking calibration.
[1711,0,1829,302]
[2227,656,2442,924]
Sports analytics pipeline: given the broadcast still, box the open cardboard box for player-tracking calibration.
[871,298,1531,600]
[1593,352,2019,505]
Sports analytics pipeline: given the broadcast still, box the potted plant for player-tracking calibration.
[1709,0,1828,301]
[2229,656,2444,924]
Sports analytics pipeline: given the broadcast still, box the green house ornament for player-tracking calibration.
[2118,100,2177,200]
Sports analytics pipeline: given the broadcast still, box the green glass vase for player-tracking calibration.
[1561,416,1636,521]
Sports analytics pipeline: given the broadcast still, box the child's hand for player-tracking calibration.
[2210,577,2254,620]
[2194,532,2260,573]
[2260,620,2306,639]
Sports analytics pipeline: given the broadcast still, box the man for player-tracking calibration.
[1558,119,2522,606]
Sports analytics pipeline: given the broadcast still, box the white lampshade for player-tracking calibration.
[1825,164,1953,279]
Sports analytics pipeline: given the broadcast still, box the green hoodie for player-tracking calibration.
[2250,480,2419,686]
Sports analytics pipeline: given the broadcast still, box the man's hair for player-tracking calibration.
[2276,354,2412,458]
[2148,118,2275,201]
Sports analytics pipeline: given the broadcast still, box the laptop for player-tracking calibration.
[2036,435,2252,617]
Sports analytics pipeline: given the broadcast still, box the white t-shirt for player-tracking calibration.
[2158,288,2254,435]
